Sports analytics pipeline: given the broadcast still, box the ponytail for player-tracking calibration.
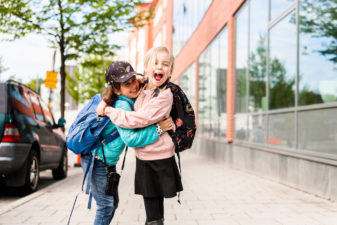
[102,82,121,106]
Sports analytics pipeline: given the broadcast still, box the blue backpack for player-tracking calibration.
[66,94,117,155]
[66,94,133,225]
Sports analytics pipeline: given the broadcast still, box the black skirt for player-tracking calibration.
[135,156,183,198]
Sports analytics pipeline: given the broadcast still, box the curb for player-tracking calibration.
[0,167,82,216]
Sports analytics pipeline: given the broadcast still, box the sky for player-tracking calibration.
[0,32,129,83]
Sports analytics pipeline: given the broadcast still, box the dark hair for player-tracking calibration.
[102,82,121,106]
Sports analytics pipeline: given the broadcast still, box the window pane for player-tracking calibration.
[40,99,54,124]
[180,63,196,109]
[298,108,337,155]
[249,114,267,144]
[218,29,228,115]
[218,29,228,138]
[9,85,35,122]
[235,4,249,113]
[198,27,228,138]
[269,12,296,110]
[0,84,7,113]
[270,0,294,21]
[235,114,248,141]
[268,112,295,148]
[249,0,268,112]
[298,0,337,106]
[29,93,44,121]
[173,0,212,56]
[198,48,211,136]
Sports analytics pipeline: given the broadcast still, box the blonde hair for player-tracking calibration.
[144,46,174,74]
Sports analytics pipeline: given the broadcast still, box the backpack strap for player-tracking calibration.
[101,128,120,145]
[67,149,97,225]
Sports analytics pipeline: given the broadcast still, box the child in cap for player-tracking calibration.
[98,47,183,225]
[82,61,173,225]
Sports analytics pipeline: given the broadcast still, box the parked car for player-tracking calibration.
[0,80,67,194]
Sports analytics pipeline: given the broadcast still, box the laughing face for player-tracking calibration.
[146,51,172,89]
[114,76,140,99]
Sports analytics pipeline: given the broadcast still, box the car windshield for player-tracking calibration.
[0,84,7,113]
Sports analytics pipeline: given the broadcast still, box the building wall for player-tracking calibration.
[128,0,337,200]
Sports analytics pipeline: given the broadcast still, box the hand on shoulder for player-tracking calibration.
[96,100,107,116]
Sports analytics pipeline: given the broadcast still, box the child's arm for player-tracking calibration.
[105,89,173,129]
[113,100,159,147]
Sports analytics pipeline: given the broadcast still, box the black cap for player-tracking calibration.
[105,61,141,85]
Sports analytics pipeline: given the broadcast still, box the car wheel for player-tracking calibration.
[23,149,39,194]
[52,147,68,180]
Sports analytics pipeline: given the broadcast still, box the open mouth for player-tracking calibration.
[154,73,163,81]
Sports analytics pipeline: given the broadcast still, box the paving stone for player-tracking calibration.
[0,152,337,225]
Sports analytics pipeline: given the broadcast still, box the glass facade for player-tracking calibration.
[249,0,268,112]
[235,4,249,113]
[172,0,212,56]
[269,11,296,110]
[235,0,268,143]
[234,0,337,156]
[298,0,337,105]
[270,0,294,21]
[179,63,196,109]
[298,108,337,155]
[198,28,228,138]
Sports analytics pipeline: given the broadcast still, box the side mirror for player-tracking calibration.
[57,118,66,127]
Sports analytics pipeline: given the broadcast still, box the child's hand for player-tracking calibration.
[158,117,174,132]
[96,100,108,116]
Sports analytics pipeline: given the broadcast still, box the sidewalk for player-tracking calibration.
[1,151,337,225]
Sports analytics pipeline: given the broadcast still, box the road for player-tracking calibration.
[0,151,78,212]
[0,170,61,208]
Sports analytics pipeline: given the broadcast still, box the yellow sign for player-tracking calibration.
[45,71,58,89]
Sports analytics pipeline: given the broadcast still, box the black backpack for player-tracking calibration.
[167,82,196,153]
[153,81,196,204]
[153,81,196,153]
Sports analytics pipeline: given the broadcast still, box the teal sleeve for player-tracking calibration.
[115,100,159,148]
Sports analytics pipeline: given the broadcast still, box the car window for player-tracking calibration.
[0,84,7,113]
[8,85,35,121]
[29,92,45,122]
[40,99,54,124]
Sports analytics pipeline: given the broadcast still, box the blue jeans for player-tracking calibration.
[81,155,119,225]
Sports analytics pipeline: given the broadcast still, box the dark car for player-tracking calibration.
[0,80,68,194]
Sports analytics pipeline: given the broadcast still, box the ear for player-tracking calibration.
[112,88,121,95]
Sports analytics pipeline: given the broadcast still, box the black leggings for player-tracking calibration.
[143,196,164,222]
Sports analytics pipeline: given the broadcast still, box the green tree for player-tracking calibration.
[0,0,150,118]
[25,78,44,94]
[66,57,110,104]
[300,0,337,63]
[248,35,294,110]
[249,36,267,112]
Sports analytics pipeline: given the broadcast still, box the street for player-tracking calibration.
[0,151,337,225]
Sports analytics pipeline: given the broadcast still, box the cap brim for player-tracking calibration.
[114,72,137,83]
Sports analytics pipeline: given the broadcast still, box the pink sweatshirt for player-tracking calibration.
[104,88,175,160]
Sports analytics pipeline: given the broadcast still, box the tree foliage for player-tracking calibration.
[0,0,150,117]
[247,35,295,110]
[66,57,110,104]
[25,78,44,94]
[300,0,337,63]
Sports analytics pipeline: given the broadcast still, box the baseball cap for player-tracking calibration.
[105,61,142,85]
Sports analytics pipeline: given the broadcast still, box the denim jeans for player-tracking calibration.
[81,155,119,225]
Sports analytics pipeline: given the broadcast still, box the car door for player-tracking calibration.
[28,92,55,166]
[40,99,63,163]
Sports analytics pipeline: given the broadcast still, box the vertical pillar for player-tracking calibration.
[226,16,235,143]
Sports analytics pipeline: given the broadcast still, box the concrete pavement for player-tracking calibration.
[1,151,337,225]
